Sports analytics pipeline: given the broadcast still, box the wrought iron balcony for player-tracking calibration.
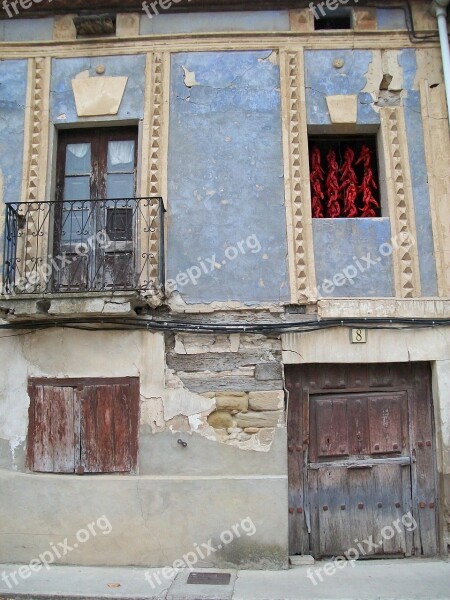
[2,197,165,296]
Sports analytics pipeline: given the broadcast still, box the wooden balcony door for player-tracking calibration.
[54,127,138,292]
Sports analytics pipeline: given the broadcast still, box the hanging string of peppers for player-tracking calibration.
[340,147,358,218]
[310,146,325,218]
[356,144,379,218]
[326,149,341,218]
[310,143,380,218]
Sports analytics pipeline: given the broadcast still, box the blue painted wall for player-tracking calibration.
[313,219,395,298]
[0,18,54,41]
[167,51,289,305]
[51,54,146,123]
[0,59,28,203]
[304,50,379,126]
[377,9,406,31]
[140,11,289,34]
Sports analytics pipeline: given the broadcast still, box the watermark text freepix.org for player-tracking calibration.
[1,515,112,589]
[165,233,262,292]
[317,231,415,296]
[144,517,256,589]
[2,0,52,19]
[142,0,191,20]
[306,511,417,586]
[2,228,112,297]
[309,0,359,21]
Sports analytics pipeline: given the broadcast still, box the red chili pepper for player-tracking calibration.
[310,146,325,218]
[326,149,341,218]
[340,146,358,218]
[356,145,380,218]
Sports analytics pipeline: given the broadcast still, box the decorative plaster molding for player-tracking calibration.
[281,49,316,304]
[0,34,439,62]
[139,52,168,291]
[380,106,421,299]
[23,57,50,203]
[18,57,51,289]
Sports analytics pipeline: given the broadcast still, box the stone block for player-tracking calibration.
[290,555,315,566]
[53,15,77,40]
[248,391,284,411]
[235,411,284,428]
[326,95,358,124]
[353,8,377,31]
[207,411,233,429]
[72,76,128,117]
[255,363,283,381]
[289,8,314,32]
[116,13,139,37]
[216,393,249,412]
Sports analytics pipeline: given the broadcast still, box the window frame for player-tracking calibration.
[308,133,382,219]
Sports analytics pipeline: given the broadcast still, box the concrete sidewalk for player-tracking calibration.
[0,559,449,600]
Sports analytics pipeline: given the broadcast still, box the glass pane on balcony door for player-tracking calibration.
[65,143,91,175]
[107,141,134,172]
[63,177,90,202]
[63,143,91,202]
[106,140,135,200]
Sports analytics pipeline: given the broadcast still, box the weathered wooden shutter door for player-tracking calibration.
[80,380,139,473]
[410,366,438,556]
[309,391,413,558]
[28,384,77,473]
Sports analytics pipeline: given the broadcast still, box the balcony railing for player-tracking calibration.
[2,197,165,296]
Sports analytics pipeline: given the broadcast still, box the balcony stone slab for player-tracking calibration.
[0,293,137,319]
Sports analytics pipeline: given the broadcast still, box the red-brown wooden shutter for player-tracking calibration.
[28,383,77,473]
[28,378,139,474]
[80,380,139,473]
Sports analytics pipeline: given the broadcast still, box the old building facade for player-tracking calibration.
[0,0,449,569]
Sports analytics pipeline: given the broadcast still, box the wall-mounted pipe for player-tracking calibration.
[433,0,450,122]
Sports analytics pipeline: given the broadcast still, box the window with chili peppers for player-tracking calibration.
[309,137,381,219]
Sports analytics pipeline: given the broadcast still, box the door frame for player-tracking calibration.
[285,363,439,558]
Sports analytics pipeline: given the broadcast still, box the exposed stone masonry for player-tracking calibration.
[166,332,285,443]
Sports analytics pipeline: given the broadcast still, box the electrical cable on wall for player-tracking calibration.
[1,316,450,336]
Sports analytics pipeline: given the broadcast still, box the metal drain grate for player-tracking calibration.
[187,572,231,586]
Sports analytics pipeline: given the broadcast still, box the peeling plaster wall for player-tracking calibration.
[305,50,380,126]
[167,51,289,305]
[0,328,288,567]
[50,54,146,123]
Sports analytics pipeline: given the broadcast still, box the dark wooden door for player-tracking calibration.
[286,363,438,558]
[54,127,138,291]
